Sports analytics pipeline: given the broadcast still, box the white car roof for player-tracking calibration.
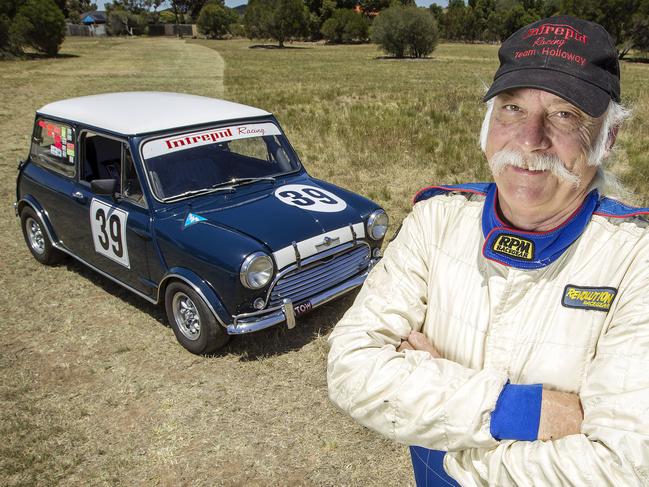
[37,92,272,136]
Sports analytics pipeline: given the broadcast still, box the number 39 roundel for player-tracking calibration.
[90,199,130,268]
[274,184,347,213]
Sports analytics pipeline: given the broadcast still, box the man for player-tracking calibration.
[327,15,649,486]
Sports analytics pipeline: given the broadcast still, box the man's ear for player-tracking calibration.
[604,126,619,158]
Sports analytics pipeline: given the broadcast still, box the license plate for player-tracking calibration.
[293,301,313,317]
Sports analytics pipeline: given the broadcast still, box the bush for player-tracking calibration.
[0,14,10,52]
[321,8,369,43]
[107,9,147,36]
[198,2,238,39]
[244,0,308,47]
[11,0,65,56]
[371,6,438,58]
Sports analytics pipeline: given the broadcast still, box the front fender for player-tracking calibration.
[158,267,232,327]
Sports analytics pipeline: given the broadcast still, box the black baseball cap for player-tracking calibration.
[484,15,620,117]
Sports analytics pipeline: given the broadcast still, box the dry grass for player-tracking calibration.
[1,37,648,487]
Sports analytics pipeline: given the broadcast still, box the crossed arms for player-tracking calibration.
[327,200,649,485]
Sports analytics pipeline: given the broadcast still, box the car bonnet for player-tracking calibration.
[182,181,370,269]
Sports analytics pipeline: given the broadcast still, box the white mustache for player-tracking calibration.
[489,150,581,188]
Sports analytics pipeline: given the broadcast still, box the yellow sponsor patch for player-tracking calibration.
[562,285,617,312]
[492,234,534,261]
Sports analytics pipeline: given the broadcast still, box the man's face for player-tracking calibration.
[484,88,604,227]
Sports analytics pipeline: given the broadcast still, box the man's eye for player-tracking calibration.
[503,104,520,112]
[556,111,573,119]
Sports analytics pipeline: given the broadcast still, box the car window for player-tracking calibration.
[141,121,302,201]
[227,137,269,162]
[80,132,122,185]
[81,132,146,207]
[31,119,76,177]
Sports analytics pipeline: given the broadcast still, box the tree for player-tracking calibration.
[558,0,640,57]
[107,7,147,35]
[321,8,369,43]
[244,0,309,47]
[371,6,439,58]
[630,0,649,53]
[11,0,65,55]
[197,1,237,38]
[66,0,98,23]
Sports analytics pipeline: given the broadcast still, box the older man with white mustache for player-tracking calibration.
[327,15,649,487]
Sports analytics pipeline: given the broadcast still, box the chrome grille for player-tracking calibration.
[269,245,371,307]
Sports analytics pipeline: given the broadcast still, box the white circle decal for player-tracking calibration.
[274,184,347,212]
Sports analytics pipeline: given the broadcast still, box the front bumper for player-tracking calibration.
[225,263,375,335]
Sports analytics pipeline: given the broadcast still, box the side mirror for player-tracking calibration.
[91,178,118,197]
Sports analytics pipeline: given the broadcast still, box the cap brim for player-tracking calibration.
[483,68,610,118]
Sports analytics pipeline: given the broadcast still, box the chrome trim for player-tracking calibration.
[226,265,375,335]
[292,241,301,269]
[367,209,388,241]
[263,241,370,307]
[349,223,357,244]
[283,299,296,329]
[240,251,274,289]
[269,247,369,306]
[19,199,229,329]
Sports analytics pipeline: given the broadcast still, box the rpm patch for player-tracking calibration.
[492,234,534,261]
[562,285,617,312]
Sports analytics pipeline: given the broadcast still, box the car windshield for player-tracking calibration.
[141,121,301,201]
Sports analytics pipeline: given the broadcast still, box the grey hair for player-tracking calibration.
[479,98,632,200]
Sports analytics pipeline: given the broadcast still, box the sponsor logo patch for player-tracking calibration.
[492,234,534,261]
[562,285,617,312]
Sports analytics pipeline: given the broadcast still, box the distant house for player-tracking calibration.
[81,10,107,36]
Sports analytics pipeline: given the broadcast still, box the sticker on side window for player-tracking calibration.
[142,122,282,159]
[90,199,130,268]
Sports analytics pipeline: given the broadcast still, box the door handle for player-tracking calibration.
[72,191,85,202]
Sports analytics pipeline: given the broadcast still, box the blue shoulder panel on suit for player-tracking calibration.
[413,182,491,204]
[594,197,649,220]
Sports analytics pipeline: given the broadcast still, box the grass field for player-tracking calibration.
[1,37,648,486]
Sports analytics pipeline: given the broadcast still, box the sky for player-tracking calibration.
[94,0,449,11]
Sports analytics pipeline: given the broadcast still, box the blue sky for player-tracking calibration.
[94,0,449,10]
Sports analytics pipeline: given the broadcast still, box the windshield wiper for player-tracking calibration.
[211,176,276,190]
[163,186,235,202]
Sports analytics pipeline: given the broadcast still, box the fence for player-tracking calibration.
[66,23,195,37]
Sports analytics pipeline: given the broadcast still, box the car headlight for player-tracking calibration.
[367,209,389,241]
[240,252,274,289]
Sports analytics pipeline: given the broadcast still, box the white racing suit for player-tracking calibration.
[327,183,649,486]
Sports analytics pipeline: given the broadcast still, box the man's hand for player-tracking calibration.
[397,330,441,358]
[538,389,583,441]
[397,331,583,442]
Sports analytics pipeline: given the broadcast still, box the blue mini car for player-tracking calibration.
[15,92,388,354]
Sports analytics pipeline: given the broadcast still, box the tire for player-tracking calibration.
[164,282,230,354]
[20,206,64,265]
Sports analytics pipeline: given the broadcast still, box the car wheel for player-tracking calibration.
[165,282,229,354]
[20,206,64,265]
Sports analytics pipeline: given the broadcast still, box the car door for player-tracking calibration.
[64,130,154,297]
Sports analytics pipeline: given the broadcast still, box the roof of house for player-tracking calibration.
[81,10,107,23]
[37,92,272,136]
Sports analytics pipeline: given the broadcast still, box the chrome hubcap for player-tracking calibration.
[26,217,45,255]
[172,292,201,340]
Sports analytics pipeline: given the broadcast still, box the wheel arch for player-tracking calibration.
[17,196,60,246]
[158,268,231,328]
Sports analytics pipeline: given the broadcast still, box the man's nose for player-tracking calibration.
[516,113,551,152]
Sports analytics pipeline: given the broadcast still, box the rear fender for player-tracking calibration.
[158,268,231,328]
[16,195,60,245]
